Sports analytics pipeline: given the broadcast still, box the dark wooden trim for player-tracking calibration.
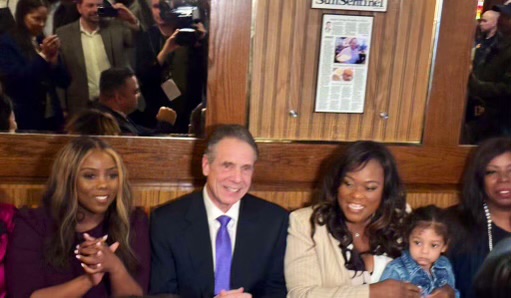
[0,134,471,186]
[205,0,252,129]
[423,0,477,146]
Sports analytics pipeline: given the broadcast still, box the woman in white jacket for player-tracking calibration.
[285,141,429,298]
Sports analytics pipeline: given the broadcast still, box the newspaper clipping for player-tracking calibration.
[312,0,387,12]
[315,14,373,113]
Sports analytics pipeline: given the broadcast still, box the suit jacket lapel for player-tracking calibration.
[70,21,86,76]
[99,22,114,65]
[183,194,215,296]
[230,195,258,289]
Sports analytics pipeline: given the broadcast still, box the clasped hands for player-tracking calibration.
[75,233,123,286]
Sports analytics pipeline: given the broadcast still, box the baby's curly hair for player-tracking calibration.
[404,205,450,248]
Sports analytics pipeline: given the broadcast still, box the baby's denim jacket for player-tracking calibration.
[380,250,459,297]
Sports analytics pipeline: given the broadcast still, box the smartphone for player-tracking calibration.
[97,6,119,17]
[175,28,198,46]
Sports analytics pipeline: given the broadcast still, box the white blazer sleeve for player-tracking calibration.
[285,208,370,298]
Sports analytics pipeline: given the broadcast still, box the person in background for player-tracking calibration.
[118,0,154,30]
[0,88,17,133]
[56,0,140,117]
[285,141,456,298]
[0,0,69,132]
[465,9,500,130]
[94,67,177,136]
[446,136,511,298]
[473,236,511,298]
[380,205,458,297]
[5,0,18,16]
[475,10,499,61]
[0,0,16,34]
[133,0,208,133]
[6,137,150,297]
[43,0,80,35]
[65,109,121,135]
[463,4,511,143]
[150,124,288,297]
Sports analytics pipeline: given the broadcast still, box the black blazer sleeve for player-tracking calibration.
[261,210,288,298]
[149,206,179,294]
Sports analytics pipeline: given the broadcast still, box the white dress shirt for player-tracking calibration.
[203,186,240,272]
[79,19,111,100]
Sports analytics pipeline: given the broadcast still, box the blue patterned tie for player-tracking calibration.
[215,215,232,294]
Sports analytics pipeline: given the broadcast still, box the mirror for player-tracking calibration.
[461,0,511,144]
[0,0,210,137]
[248,0,443,143]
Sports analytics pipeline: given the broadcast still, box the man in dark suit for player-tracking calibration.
[94,67,176,136]
[150,125,288,298]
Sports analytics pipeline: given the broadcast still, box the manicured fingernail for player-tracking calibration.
[74,249,79,254]
[80,263,85,268]
[102,235,108,241]
[76,255,81,259]
[84,233,90,238]
[97,263,101,267]
[76,244,80,249]
[97,251,102,256]
[96,242,102,246]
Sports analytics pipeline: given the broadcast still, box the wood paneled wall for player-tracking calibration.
[249,0,438,142]
[0,182,459,213]
[0,0,478,212]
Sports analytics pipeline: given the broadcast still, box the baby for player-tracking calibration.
[380,205,459,297]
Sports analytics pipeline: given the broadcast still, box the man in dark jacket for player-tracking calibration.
[464,4,511,143]
[95,67,176,136]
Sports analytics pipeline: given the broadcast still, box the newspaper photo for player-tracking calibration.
[315,14,373,113]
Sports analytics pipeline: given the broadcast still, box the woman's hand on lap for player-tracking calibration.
[427,285,455,298]
[370,280,421,298]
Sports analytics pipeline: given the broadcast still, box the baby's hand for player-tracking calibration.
[427,285,455,298]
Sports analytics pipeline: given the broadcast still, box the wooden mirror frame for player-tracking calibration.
[0,0,477,193]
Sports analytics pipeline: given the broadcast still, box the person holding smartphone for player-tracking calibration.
[0,0,70,132]
[132,0,207,134]
[56,0,140,118]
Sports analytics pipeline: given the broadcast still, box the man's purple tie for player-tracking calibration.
[215,215,232,295]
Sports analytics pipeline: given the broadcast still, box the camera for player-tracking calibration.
[97,6,119,18]
[159,0,201,46]
[174,28,197,47]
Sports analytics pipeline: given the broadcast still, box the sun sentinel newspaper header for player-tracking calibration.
[312,0,387,12]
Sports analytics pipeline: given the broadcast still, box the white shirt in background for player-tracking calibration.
[79,18,111,100]
[43,1,61,36]
[0,0,17,16]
